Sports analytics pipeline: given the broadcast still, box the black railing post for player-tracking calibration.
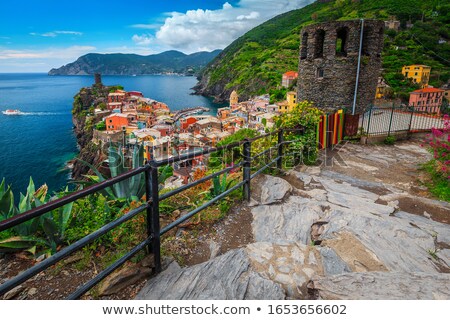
[277,129,284,170]
[366,107,373,136]
[387,105,395,136]
[243,139,251,201]
[149,162,161,273]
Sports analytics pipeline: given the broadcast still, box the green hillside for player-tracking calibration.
[48,50,222,76]
[194,0,450,102]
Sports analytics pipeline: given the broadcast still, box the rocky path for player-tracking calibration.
[136,141,450,300]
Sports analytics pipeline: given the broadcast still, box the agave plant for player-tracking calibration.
[81,143,173,200]
[0,178,14,221]
[0,178,74,256]
[209,173,233,198]
[80,143,145,200]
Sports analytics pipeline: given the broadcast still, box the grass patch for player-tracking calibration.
[421,160,450,202]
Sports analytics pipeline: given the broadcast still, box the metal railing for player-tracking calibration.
[361,105,447,137]
[0,127,303,299]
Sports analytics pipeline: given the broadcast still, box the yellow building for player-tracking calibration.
[229,90,239,106]
[401,65,431,88]
[277,91,298,113]
[287,91,297,108]
[375,77,391,99]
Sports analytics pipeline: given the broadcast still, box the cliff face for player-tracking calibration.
[49,50,221,76]
[71,84,113,180]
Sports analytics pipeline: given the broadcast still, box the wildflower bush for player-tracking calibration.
[423,114,450,200]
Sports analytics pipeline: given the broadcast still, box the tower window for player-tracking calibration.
[316,68,324,78]
[336,27,348,56]
[314,29,325,58]
[362,26,372,56]
[300,32,308,60]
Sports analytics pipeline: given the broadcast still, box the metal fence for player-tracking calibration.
[0,128,303,299]
[360,105,447,137]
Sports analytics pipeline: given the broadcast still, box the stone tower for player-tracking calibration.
[94,73,103,87]
[297,20,384,114]
[230,90,239,106]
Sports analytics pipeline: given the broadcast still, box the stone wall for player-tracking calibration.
[297,20,384,114]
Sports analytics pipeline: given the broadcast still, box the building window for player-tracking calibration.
[314,29,325,58]
[336,27,348,56]
[300,32,308,60]
[316,68,324,78]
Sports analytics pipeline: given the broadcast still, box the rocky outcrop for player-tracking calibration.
[71,84,112,180]
[309,272,450,300]
[135,249,285,300]
[250,175,292,205]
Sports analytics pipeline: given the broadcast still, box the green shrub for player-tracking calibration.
[384,135,396,145]
[96,121,106,131]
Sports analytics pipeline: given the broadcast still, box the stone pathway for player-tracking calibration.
[136,141,450,300]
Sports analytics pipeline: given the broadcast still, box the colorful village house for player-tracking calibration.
[105,113,129,131]
[401,65,431,88]
[409,87,445,114]
[282,71,298,88]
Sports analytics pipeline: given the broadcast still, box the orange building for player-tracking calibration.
[217,107,231,120]
[105,114,129,131]
[282,71,298,88]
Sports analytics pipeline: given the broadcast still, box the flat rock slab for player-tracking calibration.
[319,209,442,273]
[251,197,326,244]
[250,174,292,205]
[309,272,450,300]
[135,248,285,300]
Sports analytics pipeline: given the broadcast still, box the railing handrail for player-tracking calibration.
[0,127,304,299]
[0,165,149,232]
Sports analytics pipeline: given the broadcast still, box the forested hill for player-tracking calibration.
[194,0,450,102]
[48,50,222,76]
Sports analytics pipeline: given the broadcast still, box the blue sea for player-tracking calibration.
[0,73,224,197]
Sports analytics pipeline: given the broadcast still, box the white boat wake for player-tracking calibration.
[2,111,65,116]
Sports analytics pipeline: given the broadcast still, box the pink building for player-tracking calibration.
[409,88,445,114]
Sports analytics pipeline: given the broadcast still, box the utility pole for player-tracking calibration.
[352,19,364,115]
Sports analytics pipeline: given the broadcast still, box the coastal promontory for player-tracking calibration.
[48,50,221,76]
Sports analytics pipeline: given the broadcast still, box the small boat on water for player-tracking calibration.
[2,109,21,115]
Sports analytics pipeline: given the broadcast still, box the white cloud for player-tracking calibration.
[132,34,154,46]
[30,30,83,37]
[130,23,161,30]
[237,11,260,20]
[137,0,314,53]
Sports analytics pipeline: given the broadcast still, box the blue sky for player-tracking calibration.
[0,0,313,72]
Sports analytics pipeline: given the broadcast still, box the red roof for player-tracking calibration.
[412,88,444,93]
[283,71,298,77]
